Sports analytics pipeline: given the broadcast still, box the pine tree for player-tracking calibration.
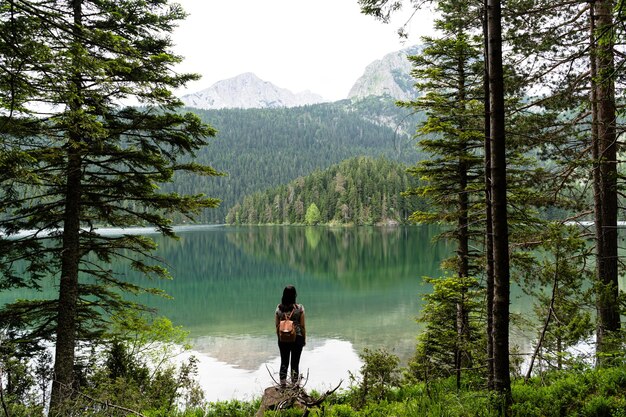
[400,0,485,389]
[591,0,620,364]
[505,0,623,365]
[0,0,220,411]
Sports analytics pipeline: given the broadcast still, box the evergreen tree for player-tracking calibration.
[409,275,483,384]
[486,0,512,399]
[400,0,485,389]
[591,0,620,364]
[505,0,624,365]
[305,203,322,225]
[0,0,219,411]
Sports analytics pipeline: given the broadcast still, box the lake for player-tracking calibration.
[3,225,539,402]
[134,224,450,401]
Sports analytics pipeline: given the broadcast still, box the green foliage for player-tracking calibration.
[349,348,401,407]
[326,366,626,417]
[305,203,322,225]
[515,223,595,374]
[82,347,204,415]
[107,311,192,365]
[264,408,307,417]
[0,315,203,416]
[6,359,624,417]
[408,275,485,383]
[324,403,358,417]
[226,156,423,225]
[400,0,487,284]
[200,400,260,417]
[202,365,625,417]
[512,367,626,417]
[0,1,221,404]
[0,330,51,416]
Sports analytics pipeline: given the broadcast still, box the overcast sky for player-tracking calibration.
[171,1,436,101]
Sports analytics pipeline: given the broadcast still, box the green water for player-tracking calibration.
[123,225,450,357]
[2,224,455,399]
[4,224,613,399]
[1,225,450,343]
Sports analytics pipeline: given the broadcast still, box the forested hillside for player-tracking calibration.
[225,156,423,225]
[169,97,425,223]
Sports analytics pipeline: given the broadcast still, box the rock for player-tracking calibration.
[347,46,421,101]
[255,385,306,417]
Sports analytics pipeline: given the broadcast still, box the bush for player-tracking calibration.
[326,404,357,417]
[264,407,307,417]
[580,395,613,417]
[349,348,401,407]
[202,399,260,417]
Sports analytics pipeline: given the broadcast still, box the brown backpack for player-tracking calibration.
[278,308,297,342]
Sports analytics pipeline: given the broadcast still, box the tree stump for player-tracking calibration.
[255,382,341,417]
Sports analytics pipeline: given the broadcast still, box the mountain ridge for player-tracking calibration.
[167,98,425,223]
[180,72,327,110]
[180,46,420,110]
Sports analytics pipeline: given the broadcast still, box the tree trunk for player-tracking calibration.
[593,0,620,365]
[482,0,495,390]
[487,0,511,402]
[50,0,83,412]
[50,151,82,411]
[456,43,471,391]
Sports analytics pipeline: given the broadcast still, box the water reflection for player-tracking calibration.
[186,336,361,402]
[139,226,448,358]
[119,225,449,400]
[1,225,451,402]
[3,224,614,401]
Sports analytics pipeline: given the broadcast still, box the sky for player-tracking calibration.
[171,0,437,101]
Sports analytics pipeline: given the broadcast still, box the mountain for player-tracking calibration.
[180,72,327,109]
[347,46,421,101]
[167,47,427,224]
[170,98,425,224]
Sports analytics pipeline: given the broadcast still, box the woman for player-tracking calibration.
[275,285,306,386]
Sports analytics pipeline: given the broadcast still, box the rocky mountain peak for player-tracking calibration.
[347,46,421,101]
[180,73,327,110]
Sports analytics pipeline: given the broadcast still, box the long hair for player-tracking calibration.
[280,285,297,312]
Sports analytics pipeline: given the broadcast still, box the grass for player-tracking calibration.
[173,365,626,417]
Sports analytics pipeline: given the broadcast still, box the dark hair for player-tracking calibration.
[280,285,297,311]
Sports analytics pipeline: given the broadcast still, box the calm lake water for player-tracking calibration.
[138,224,450,401]
[3,225,541,401]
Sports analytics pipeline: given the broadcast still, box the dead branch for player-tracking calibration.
[525,255,560,383]
[256,370,343,417]
[301,380,343,408]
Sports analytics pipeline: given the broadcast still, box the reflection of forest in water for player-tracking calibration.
[145,225,451,358]
[225,225,449,291]
[3,225,608,366]
[1,225,452,360]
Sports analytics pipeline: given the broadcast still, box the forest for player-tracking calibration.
[1,0,626,416]
[225,156,423,226]
[168,99,425,224]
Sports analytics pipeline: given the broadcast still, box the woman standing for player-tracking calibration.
[275,285,306,386]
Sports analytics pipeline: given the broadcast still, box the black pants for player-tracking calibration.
[278,335,305,382]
